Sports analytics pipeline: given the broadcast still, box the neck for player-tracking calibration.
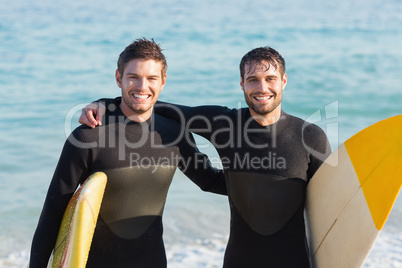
[120,104,153,123]
[249,106,282,126]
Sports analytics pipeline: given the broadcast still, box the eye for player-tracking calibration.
[148,76,159,81]
[247,78,258,83]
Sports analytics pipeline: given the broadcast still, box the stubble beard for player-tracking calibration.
[245,92,283,116]
[122,93,153,115]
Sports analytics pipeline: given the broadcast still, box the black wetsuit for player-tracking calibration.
[29,106,226,268]
[146,99,331,267]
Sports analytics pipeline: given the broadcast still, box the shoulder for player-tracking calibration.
[152,114,194,147]
[66,124,106,148]
[285,113,326,137]
[153,114,183,135]
[285,113,329,150]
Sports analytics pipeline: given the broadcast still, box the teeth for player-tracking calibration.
[255,96,272,100]
[134,94,148,99]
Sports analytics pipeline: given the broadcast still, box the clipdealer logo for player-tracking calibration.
[62,101,338,167]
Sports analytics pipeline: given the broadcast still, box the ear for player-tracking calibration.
[160,73,167,91]
[240,77,244,92]
[115,69,122,88]
[282,73,287,90]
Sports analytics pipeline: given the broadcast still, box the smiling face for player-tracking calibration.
[241,60,287,125]
[116,59,166,121]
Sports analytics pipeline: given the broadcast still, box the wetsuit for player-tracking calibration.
[152,101,332,268]
[29,106,226,268]
[97,98,330,267]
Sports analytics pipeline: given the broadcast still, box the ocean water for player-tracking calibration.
[1,0,401,267]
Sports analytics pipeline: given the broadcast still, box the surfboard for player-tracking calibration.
[305,115,402,267]
[49,172,107,268]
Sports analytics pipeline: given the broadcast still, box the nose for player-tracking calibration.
[257,80,269,93]
[137,78,148,90]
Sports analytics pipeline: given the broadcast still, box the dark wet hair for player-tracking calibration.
[117,38,167,77]
[240,46,285,80]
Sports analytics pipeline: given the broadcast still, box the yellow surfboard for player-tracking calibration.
[305,115,402,267]
[50,172,107,268]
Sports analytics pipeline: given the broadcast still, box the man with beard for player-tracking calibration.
[29,38,226,268]
[79,46,331,267]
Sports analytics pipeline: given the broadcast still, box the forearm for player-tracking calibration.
[29,175,77,267]
[29,131,90,267]
[181,152,227,195]
[178,133,227,195]
[29,194,72,267]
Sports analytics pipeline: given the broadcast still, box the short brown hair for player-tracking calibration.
[117,38,167,77]
[240,47,285,80]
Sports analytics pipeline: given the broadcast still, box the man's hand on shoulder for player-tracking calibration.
[79,102,106,128]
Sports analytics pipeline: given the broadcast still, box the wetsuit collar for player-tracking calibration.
[114,106,153,126]
[245,109,289,135]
